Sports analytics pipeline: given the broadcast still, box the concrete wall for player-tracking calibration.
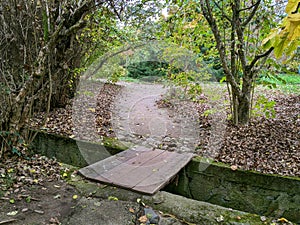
[30,131,128,167]
[30,131,300,224]
[165,157,300,224]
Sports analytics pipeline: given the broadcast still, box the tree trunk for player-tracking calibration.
[237,93,251,125]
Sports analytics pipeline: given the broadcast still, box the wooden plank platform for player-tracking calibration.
[79,146,194,194]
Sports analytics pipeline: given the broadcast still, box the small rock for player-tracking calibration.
[146,138,155,144]
[22,208,29,212]
[168,143,177,148]
[260,216,267,222]
[34,210,44,214]
[164,137,171,142]
[144,207,159,224]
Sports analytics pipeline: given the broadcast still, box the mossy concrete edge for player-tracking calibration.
[68,170,284,225]
[29,130,131,167]
[165,157,300,224]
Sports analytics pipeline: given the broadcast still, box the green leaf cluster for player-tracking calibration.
[252,95,276,119]
[263,0,300,59]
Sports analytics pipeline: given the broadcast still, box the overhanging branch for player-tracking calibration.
[246,47,274,72]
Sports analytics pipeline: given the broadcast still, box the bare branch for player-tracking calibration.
[241,0,261,27]
[246,47,274,72]
[107,0,123,21]
[239,0,260,12]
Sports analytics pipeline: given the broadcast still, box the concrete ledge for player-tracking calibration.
[30,132,300,224]
[69,172,280,225]
[165,157,300,224]
[29,131,130,167]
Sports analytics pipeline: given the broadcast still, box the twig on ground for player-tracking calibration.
[0,219,18,224]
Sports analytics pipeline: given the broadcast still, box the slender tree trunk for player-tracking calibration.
[237,93,251,125]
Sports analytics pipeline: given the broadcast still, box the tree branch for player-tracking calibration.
[83,43,145,80]
[246,47,274,72]
[199,0,241,96]
[239,0,260,12]
[107,0,123,21]
[241,0,261,27]
[212,0,231,22]
[63,19,87,36]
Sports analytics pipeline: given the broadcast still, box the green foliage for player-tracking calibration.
[168,71,203,101]
[126,61,179,78]
[156,0,220,80]
[0,131,25,158]
[281,74,300,84]
[257,72,287,89]
[79,10,126,68]
[252,95,276,119]
[262,0,300,59]
[258,73,300,94]
[259,73,300,85]
[108,66,127,84]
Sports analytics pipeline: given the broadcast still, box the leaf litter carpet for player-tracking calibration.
[30,81,300,177]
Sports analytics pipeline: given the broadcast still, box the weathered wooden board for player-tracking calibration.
[79,146,194,194]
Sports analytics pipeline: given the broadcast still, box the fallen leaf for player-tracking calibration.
[260,216,267,221]
[62,172,68,178]
[7,168,14,173]
[277,217,289,223]
[138,215,148,223]
[129,208,135,213]
[94,202,101,207]
[7,211,18,216]
[231,165,238,171]
[72,195,78,200]
[88,108,96,112]
[216,215,224,222]
[108,196,118,201]
[49,217,60,223]
[54,194,61,199]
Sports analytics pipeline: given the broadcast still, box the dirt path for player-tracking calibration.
[30,80,300,177]
[111,81,200,153]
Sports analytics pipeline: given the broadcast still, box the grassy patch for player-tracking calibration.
[259,73,300,94]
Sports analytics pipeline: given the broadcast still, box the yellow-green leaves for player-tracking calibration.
[263,0,300,59]
[286,0,300,14]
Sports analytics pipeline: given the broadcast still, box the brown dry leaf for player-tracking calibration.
[129,207,135,213]
[231,165,238,171]
[138,215,148,223]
